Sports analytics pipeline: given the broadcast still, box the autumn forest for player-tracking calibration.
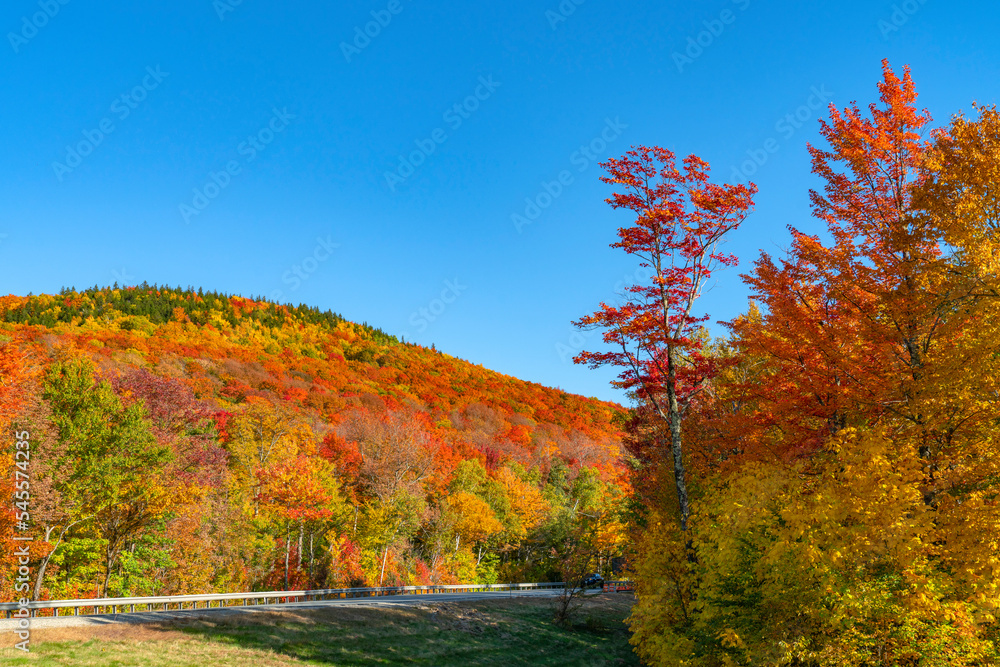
[0,284,628,602]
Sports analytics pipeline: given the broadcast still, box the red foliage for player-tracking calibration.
[575,146,757,402]
[212,410,233,442]
[414,559,433,585]
[730,61,934,459]
[321,431,362,478]
[220,378,252,403]
[481,446,504,472]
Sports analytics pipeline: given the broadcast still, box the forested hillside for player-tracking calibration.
[0,286,628,601]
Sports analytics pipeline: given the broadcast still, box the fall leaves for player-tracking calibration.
[0,284,630,602]
[583,63,1000,664]
[575,145,756,534]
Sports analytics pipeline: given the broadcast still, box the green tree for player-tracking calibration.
[43,357,173,596]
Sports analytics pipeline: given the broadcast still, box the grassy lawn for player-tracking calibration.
[0,593,639,666]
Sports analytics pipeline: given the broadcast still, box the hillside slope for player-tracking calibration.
[0,286,627,600]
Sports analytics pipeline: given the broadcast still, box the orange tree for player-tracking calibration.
[256,454,346,589]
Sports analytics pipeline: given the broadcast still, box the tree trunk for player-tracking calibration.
[102,550,115,597]
[297,520,303,571]
[666,345,691,533]
[284,523,291,590]
[379,546,389,587]
[33,554,53,601]
[32,525,57,601]
[308,531,314,589]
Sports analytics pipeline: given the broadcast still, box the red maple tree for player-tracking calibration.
[574,146,756,531]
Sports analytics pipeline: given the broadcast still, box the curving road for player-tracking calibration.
[0,588,583,631]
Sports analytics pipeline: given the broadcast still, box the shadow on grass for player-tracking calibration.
[167,594,640,666]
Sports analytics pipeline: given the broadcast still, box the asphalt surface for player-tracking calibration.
[0,588,575,630]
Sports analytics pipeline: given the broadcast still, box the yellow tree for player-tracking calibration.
[226,397,304,515]
[495,466,548,547]
[445,491,503,560]
[909,103,1000,620]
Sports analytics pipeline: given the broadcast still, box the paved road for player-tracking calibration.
[0,589,576,631]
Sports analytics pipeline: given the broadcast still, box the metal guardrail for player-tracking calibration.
[0,582,567,618]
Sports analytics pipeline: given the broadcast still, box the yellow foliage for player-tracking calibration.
[627,82,1000,666]
[446,491,503,545]
[495,466,548,542]
[630,426,1000,665]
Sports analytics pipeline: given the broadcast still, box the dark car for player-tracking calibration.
[581,573,604,589]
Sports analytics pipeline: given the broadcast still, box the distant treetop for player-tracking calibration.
[0,284,398,345]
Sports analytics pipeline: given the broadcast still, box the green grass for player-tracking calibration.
[0,594,639,666]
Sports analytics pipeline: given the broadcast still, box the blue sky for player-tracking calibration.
[1,0,997,404]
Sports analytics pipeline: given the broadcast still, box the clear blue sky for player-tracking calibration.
[1,0,997,404]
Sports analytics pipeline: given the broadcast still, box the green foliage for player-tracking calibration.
[1,284,398,344]
[476,552,500,584]
[46,536,105,598]
[44,357,172,511]
[42,356,175,595]
[107,525,176,597]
